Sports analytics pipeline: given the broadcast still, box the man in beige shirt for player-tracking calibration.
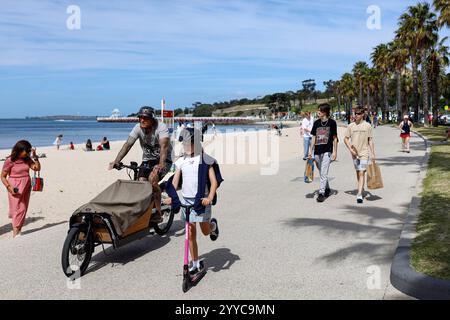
[344,107,376,204]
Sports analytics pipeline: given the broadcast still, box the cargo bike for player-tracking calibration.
[61,161,175,277]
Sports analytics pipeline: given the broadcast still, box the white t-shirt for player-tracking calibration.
[301,118,313,138]
[175,155,208,198]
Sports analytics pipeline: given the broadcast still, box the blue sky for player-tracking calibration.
[0,0,448,118]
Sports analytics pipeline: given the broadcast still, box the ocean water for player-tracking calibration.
[0,119,267,150]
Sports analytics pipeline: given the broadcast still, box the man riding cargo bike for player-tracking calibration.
[109,106,173,223]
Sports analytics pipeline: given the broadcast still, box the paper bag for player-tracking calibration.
[304,158,314,183]
[367,162,383,189]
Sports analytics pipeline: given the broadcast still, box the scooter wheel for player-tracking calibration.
[182,278,190,293]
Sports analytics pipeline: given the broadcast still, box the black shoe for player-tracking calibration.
[189,260,205,275]
[317,193,326,202]
[357,195,363,204]
[302,157,307,161]
[210,218,219,241]
[324,188,331,197]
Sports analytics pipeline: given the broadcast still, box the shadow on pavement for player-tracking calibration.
[21,221,67,235]
[86,220,185,275]
[305,189,339,199]
[200,248,241,273]
[344,190,382,201]
[282,204,408,265]
[0,216,44,236]
[376,155,425,167]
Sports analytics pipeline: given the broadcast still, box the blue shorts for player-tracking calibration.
[180,197,212,223]
[353,158,369,171]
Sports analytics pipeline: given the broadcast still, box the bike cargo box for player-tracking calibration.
[72,180,153,236]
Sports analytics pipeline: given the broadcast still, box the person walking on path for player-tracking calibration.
[399,115,413,153]
[165,128,223,275]
[1,140,41,237]
[53,135,63,150]
[344,106,376,204]
[308,103,338,203]
[300,112,313,160]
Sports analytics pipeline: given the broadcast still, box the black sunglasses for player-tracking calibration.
[355,112,364,115]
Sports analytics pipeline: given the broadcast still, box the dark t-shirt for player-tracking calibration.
[102,141,110,150]
[311,118,338,155]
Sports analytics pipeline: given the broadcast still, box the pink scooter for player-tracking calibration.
[181,203,207,293]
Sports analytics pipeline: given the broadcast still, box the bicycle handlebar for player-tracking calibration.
[114,162,141,172]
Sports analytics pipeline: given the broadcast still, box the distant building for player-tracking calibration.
[110,109,121,119]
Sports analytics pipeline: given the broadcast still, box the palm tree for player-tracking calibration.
[388,40,409,121]
[340,73,356,123]
[371,43,390,121]
[352,61,369,106]
[335,80,342,115]
[367,68,381,112]
[397,13,421,123]
[402,3,438,126]
[434,0,450,28]
[428,36,449,125]
[402,70,413,116]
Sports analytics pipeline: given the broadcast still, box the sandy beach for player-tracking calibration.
[0,126,306,240]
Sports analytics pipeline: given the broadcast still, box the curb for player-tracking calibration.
[390,130,450,300]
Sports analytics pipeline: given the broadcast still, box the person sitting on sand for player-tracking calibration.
[101,137,110,150]
[85,139,94,151]
[69,142,75,150]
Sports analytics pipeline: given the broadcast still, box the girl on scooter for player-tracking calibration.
[164,128,223,275]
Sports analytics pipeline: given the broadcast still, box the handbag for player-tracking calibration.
[367,161,383,190]
[304,158,315,183]
[32,171,44,192]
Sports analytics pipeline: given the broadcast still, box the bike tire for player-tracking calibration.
[61,226,93,278]
[154,206,175,235]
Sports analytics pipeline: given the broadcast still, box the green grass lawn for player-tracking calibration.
[411,126,450,280]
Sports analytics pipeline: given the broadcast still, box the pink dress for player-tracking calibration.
[2,158,33,228]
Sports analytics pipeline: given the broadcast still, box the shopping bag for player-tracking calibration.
[367,162,383,190]
[32,171,44,192]
[304,158,314,183]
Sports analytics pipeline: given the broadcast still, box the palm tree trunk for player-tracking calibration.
[366,88,370,108]
[396,71,402,123]
[382,76,388,122]
[337,95,341,115]
[432,77,439,127]
[359,79,363,106]
[421,50,430,127]
[411,54,420,124]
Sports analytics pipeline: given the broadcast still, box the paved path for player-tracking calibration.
[0,125,424,299]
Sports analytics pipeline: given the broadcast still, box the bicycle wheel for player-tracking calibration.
[154,205,174,235]
[61,227,93,277]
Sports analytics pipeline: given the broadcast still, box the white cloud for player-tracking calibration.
[0,0,406,71]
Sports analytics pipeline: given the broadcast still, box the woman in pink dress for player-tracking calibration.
[1,140,41,237]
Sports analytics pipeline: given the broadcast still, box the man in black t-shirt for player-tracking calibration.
[308,103,338,202]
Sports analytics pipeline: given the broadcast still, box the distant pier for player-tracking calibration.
[97,116,260,124]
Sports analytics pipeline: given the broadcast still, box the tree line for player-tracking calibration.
[333,1,449,126]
